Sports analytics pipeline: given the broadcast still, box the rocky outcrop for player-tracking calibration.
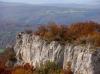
[63,44,97,74]
[14,32,100,74]
[14,32,64,67]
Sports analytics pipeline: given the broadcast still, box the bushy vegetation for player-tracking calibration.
[0,47,16,74]
[0,60,64,74]
[35,61,63,74]
[25,29,33,34]
[11,62,73,74]
[34,23,68,43]
[11,63,34,74]
[34,21,100,47]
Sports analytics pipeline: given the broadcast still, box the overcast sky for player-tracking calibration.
[0,0,100,5]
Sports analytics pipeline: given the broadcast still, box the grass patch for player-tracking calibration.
[0,48,4,53]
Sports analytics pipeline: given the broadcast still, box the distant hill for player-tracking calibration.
[0,2,100,48]
[0,2,100,25]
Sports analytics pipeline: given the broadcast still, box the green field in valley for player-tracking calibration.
[0,48,4,53]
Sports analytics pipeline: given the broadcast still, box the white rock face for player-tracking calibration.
[63,45,93,74]
[14,32,64,67]
[14,32,100,74]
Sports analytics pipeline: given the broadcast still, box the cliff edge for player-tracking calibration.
[14,32,100,74]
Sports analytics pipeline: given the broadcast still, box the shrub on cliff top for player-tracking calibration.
[25,29,33,34]
[35,23,69,43]
[34,21,100,47]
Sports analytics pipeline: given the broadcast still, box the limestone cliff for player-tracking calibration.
[14,32,100,74]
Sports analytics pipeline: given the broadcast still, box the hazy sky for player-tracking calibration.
[0,0,100,5]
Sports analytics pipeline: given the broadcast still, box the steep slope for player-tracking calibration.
[14,32,100,74]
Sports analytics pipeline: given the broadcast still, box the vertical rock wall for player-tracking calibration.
[14,32,100,74]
